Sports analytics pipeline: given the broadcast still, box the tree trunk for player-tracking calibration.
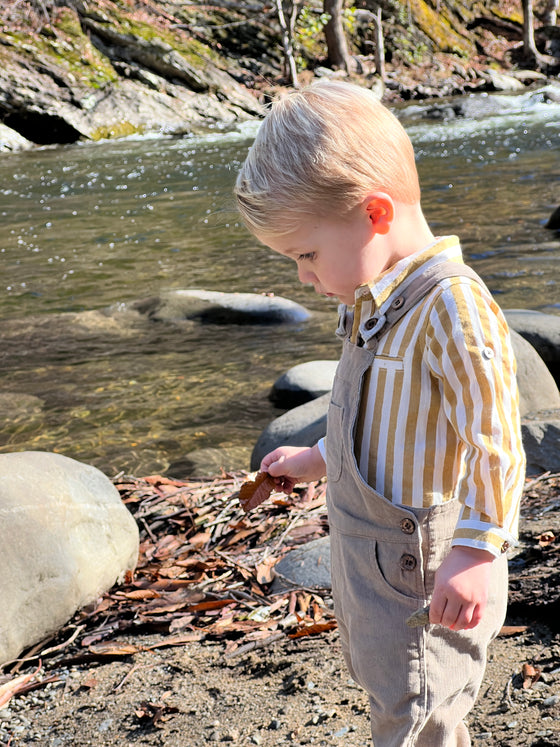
[372,7,385,79]
[522,0,540,62]
[275,0,299,87]
[542,0,558,26]
[323,0,352,72]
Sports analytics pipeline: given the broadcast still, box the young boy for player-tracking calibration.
[234,81,525,746]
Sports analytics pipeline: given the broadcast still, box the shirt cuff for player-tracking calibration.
[316,437,327,464]
[452,525,518,558]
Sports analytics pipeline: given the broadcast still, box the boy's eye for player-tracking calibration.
[298,252,316,261]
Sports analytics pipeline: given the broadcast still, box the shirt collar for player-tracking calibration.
[351,236,464,342]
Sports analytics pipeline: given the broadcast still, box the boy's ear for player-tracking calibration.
[365,194,394,235]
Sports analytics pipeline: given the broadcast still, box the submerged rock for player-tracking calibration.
[0,451,139,666]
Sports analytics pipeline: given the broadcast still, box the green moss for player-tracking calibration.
[410,0,473,56]
[480,0,523,26]
[90,120,143,141]
[101,2,223,69]
[0,7,117,89]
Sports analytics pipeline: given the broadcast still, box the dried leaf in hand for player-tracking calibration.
[238,472,276,512]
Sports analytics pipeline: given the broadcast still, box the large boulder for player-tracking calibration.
[506,310,560,385]
[0,4,262,146]
[510,330,560,416]
[134,289,310,325]
[0,451,139,666]
[522,417,560,474]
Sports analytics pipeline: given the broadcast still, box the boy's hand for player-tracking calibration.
[260,444,326,494]
[430,546,495,631]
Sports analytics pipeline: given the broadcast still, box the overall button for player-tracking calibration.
[400,517,415,535]
[364,317,376,331]
[400,553,417,571]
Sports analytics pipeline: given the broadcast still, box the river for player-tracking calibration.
[1,88,559,477]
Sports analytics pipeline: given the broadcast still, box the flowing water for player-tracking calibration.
[1,89,559,477]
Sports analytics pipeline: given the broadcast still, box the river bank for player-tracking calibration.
[1,0,559,152]
[1,470,560,746]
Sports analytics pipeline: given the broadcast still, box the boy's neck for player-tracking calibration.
[384,201,435,263]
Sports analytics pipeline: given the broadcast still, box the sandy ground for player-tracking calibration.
[1,472,560,747]
[1,621,559,746]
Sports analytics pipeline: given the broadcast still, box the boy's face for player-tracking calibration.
[256,201,397,306]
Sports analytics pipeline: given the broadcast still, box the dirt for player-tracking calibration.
[2,474,560,747]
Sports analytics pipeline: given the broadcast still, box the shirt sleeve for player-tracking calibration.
[317,437,327,464]
[425,279,526,557]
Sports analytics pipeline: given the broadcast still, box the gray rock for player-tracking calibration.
[135,289,311,325]
[506,309,560,385]
[482,69,525,92]
[0,451,139,666]
[270,361,339,408]
[510,330,560,416]
[252,334,560,468]
[272,537,331,591]
[251,393,330,470]
[545,205,560,230]
[506,310,560,363]
[0,123,33,152]
[521,417,560,474]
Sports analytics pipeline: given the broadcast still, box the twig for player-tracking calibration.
[38,625,85,657]
[502,674,516,711]
[141,517,158,543]
[112,662,146,692]
[224,631,285,660]
[269,508,308,555]
[525,471,560,490]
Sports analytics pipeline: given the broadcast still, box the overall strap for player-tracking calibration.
[363,262,487,350]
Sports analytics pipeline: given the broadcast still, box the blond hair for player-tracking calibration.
[234,80,420,237]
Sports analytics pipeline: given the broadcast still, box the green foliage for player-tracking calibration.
[294,5,331,69]
[393,33,429,64]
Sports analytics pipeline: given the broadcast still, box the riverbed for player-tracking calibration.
[1,87,559,477]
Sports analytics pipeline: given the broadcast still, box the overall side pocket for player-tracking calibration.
[326,401,344,483]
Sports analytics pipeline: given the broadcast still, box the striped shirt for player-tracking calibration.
[322,236,525,557]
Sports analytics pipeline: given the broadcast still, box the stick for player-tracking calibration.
[224,632,285,660]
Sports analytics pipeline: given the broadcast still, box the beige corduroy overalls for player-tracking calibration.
[325,263,508,747]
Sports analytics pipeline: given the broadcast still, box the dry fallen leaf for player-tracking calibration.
[238,472,276,512]
[537,531,556,548]
[0,664,41,710]
[498,625,528,637]
[521,662,541,689]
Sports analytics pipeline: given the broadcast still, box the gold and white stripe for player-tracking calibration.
[351,236,525,556]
